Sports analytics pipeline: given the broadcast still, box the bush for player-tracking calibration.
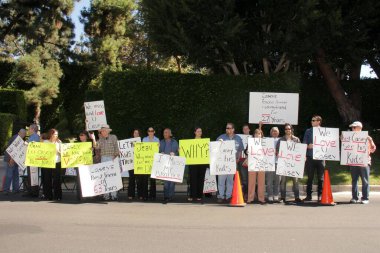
[0,89,27,121]
[0,113,15,154]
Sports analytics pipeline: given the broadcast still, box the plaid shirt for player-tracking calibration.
[96,134,119,157]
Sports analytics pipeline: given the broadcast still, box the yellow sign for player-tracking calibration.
[25,142,56,168]
[61,142,93,168]
[179,138,210,165]
[134,142,159,174]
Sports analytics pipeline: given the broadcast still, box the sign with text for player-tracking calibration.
[134,142,159,174]
[313,127,340,161]
[209,140,236,175]
[61,142,93,168]
[249,92,299,125]
[84,100,107,131]
[25,142,56,168]
[150,154,186,183]
[79,158,123,197]
[179,138,210,165]
[118,137,141,171]
[6,135,27,170]
[276,141,307,178]
[203,168,217,193]
[341,131,368,166]
[30,167,39,186]
[247,138,276,171]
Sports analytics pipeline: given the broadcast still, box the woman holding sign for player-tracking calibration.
[127,129,141,200]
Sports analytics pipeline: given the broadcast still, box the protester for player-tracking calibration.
[238,123,250,201]
[127,129,141,200]
[266,127,281,203]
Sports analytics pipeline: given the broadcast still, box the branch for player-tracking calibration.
[274,52,287,73]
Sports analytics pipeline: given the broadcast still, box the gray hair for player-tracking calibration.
[270,127,279,133]
[29,124,39,132]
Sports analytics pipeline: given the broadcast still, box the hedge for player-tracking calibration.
[0,89,27,121]
[0,113,15,154]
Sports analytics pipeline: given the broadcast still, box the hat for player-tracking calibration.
[100,124,112,131]
[349,121,363,128]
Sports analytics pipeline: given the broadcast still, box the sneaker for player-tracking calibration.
[217,198,224,203]
[361,199,369,204]
[350,198,358,204]
[273,196,279,203]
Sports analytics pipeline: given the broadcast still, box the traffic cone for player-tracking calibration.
[320,169,335,206]
[230,171,246,207]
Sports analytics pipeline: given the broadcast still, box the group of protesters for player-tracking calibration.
[2,115,376,205]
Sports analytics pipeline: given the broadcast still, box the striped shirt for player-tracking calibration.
[96,134,119,157]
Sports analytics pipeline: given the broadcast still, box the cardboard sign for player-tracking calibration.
[25,142,56,168]
[209,140,236,175]
[179,138,210,165]
[276,141,307,178]
[5,135,27,170]
[61,142,93,168]
[313,127,340,161]
[341,131,368,166]
[249,92,299,125]
[150,154,186,183]
[247,138,276,171]
[78,158,123,197]
[134,142,159,174]
[203,168,217,193]
[118,137,141,171]
[84,100,107,131]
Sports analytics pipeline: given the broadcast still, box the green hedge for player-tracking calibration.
[0,113,15,154]
[0,89,27,121]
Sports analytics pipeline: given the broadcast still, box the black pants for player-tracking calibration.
[42,162,62,200]
[189,165,207,199]
[136,175,156,199]
[26,166,40,197]
[305,157,325,197]
[75,168,82,200]
[128,170,136,198]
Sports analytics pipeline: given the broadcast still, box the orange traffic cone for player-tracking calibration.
[320,169,335,206]
[230,171,246,207]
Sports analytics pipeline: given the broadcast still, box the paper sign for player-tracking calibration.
[79,157,123,197]
[30,167,39,186]
[84,100,107,131]
[313,127,340,161]
[341,131,368,166]
[150,154,186,183]
[25,142,56,168]
[203,168,217,193]
[179,138,210,164]
[209,140,236,175]
[276,141,307,178]
[118,137,141,171]
[249,92,299,124]
[61,142,93,168]
[247,138,276,171]
[134,142,159,174]
[6,135,27,170]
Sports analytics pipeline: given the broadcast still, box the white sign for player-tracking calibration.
[276,141,307,178]
[341,131,368,166]
[247,138,276,171]
[209,140,236,175]
[65,168,77,176]
[313,127,340,161]
[203,168,217,193]
[30,167,39,187]
[118,137,141,171]
[249,92,299,125]
[150,154,186,183]
[5,135,27,170]
[84,100,107,131]
[78,158,123,197]
[237,134,251,158]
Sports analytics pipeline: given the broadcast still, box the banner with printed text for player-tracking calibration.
[179,138,210,165]
[84,100,107,131]
[247,138,276,171]
[209,140,236,175]
[150,154,186,183]
[341,131,368,166]
[25,142,56,168]
[312,127,340,161]
[134,142,159,174]
[118,137,141,171]
[61,142,93,168]
[276,141,307,178]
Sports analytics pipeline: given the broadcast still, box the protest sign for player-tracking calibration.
[30,167,39,186]
[276,141,307,178]
[118,137,141,171]
[341,131,368,166]
[61,142,93,168]
[84,100,107,131]
[236,134,251,149]
[25,142,56,168]
[179,138,210,165]
[209,140,236,175]
[150,154,186,183]
[249,92,299,125]
[313,127,340,161]
[247,138,276,171]
[5,135,27,170]
[79,157,123,197]
[203,168,217,193]
[134,142,159,174]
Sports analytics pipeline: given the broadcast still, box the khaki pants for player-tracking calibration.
[248,171,265,202]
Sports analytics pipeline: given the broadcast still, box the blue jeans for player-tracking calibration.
[3,161,19,192]
[350,166,370,200]
[164,181,175,199]
[217,174,234,199]
[266,170,280,199]
[280,176,299,199]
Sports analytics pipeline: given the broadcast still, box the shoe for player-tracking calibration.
[259,201,267,205]
[128,196,133,200]
[361,199,369,204]
[350,198,358,204]
[162,198,169,204]
[295,198,302,203]
[318,195,322,202]
[303,196,312,202]
[273,196,279,202]
[225,198,231,203]
[187,197,193,202]
[279,197,286,203]
[217,198,224,203]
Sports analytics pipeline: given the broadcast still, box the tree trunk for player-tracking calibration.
[222,65,232,75]
[350,62,361,80]
[263,58,270,74]
[227,61,240,75]
[316,48,361,123]
[274,53,287,73]
[34,104,41,125]
[367,55,380,78]
[175,56,182,73]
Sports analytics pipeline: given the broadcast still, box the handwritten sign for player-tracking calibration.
[150,154,186,183]
[276,141,307,178]
[30,167,39,186]
[134,142,159,174]
[179,138,210,165]
[313,127,340,161]
[203,168,217,193]
[118,137,141,171]
[78,158,123,197]
[25,142,56,168]
[249,92,299,125]
[61,142,93,168]
[247,138,275,171]
[209,140,236,175]
[341,131,368,166]
[84,100,107,131]
[6,135,27,170]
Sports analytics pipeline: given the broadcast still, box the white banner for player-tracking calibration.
[30,167,39,187]
[5,135,27,170]
[249,92,299,125]
[150,154,186,183]
[84,100,107,131]
[341,131,368,166]
[78,158,123,197]
[247,138,276,171]
[203,168,217,193]
[276,141,307,178]
[209,140,236,175]
[312,127,340,161]
[118,137,141,171]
